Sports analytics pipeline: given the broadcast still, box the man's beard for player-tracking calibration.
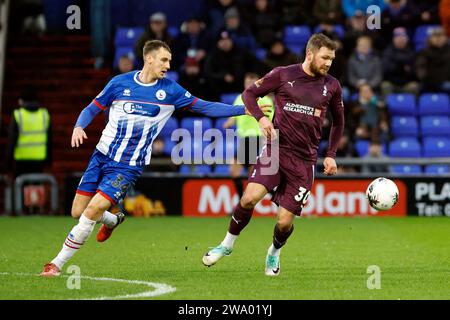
[310,59,328,76]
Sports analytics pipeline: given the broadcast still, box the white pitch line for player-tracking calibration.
[0,272,176,300]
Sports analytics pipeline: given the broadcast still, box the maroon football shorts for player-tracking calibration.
[248,144,315,216]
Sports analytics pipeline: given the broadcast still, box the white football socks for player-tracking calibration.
[51,214,97,270]
[221,232,238,249]
[99,211,117,228]
[268,244,281,257]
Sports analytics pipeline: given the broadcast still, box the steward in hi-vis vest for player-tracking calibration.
[8,87,52,176]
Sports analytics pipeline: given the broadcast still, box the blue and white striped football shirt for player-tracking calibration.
[92,71,197,167]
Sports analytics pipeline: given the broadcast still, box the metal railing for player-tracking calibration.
[14,173,59,215]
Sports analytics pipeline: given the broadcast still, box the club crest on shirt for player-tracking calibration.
[156,89,166,100]
[255,78,264,88]
[322,85,328,96]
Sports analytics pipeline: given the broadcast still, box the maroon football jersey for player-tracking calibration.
[242,64,345,163]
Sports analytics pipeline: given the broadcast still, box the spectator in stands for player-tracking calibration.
[277,0,316,26]
[409,0,441,26]
[207,0,237,38]
[263,39,298,70]
[203,31,261,100]
[381,27,419,97]
[178,56,211,103]
[347,35,382,91]
[380,0,416,41]
[327,39,347,84]
[7,86,52,177]
[313,0,344,25]
[9,0,46,36]
[341,0,385,18]
[111,55,134,78]
[335,134,359,173]
[440,0,450,37]
[350,84,388,143]
[361,142,389,174]
[246,0,281,49]
[222,7,257,51]
[415,27,450,94]
[342,10,384,58]
[172,16,210,70]
[134,12,174,64]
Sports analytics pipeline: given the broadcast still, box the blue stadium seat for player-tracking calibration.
[165,71,179,82]
[220,93,240,105]
[179,164,211,174]
[286,44,302,55]
[418,93,450,116]
[168,26,179,38]
[181,117,213,134]
[284,25,311,46]
[113,46,135,68]
[388,138,421,157]
[114,27,144,47]
[423,137,450,157]
[313,24,345,39]
[413,25,441,51]
[420,116,450,137]
[355,140,370,156]
[163,137,177,156]
[214,164,230,176]
[391,116,419,137]
[255,48,267,61]
[390,165,422,174]
[160,118,179,138]
[386,94,416,115]
[425,165,450,174]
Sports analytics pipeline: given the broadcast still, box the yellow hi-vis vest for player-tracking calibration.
[13,108,50,161]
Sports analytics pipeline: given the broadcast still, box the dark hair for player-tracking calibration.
[143,40,171,58]
[306,33,337,53]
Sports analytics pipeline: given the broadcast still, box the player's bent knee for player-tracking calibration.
[71,208,83,219]
[277,219,293,232]
[240,193,260,209]
[83,204,104,221]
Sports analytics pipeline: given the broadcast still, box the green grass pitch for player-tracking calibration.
[0,216,449,300]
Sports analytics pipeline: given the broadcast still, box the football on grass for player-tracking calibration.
[366,177,399,211]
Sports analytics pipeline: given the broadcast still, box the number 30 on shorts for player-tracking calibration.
[294,187,310,207]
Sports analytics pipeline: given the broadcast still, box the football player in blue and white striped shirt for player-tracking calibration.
[41,40,269,277]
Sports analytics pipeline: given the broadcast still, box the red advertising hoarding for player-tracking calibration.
[182,179,407,217]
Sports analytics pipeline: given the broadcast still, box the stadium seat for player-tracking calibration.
[255,48,267,61]
[168,26,179,38]
[391,116,419,137]
[386,94,416,115]
[425,165,450,174]
[180,117,213,134]
[355,140,370,156]
[160,118,179,138]
[390,165,422,174]
[284,25,311,47]
[196,165,212,174]
[214,164,230,176]
[286,44,302,55]
[220,93,240,105]
[418,93,450,116]
[113,46,135,68]
[163,137,177,155]
[413,25,441,51]
[313,24,345,39]
[420,116,450,137]
[165,71,179,82]
[179,164,211,175]
[114,27,144,47]
[423,137,450,157]
[179,164,192,174]
[388,138,421,157]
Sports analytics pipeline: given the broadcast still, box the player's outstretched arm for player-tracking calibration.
[71,102,103,148]
[71,127,88,148]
